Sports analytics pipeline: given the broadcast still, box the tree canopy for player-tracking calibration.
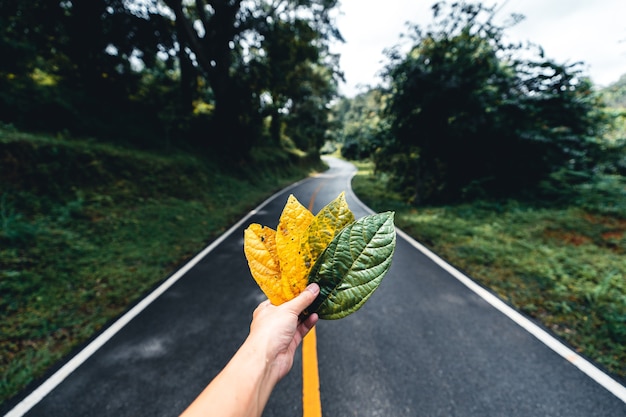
[373,1,608,203]
[602,73,626,108]
[0,0,343,156]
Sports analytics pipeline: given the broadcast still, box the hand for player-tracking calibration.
[179,283,320,417]
[247,283,320,383]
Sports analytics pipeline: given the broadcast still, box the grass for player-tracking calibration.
[0,126,325,407]
[351,160,626,382]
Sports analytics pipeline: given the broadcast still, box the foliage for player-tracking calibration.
[352,160,626,381]
[376,1,609,204]
[598,74,626,175]
[0,0,342,156]
[307,211,395,319]
[258,18,339,152]
[332,89,389,160]
[0,0,180,147]
[601,73,626,108]
[159,0,343,154]
[0,127,323,406]
[282,63,340,153]
[243,192,395,320]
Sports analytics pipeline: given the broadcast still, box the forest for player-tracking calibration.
[1,0,625,180]
[1,0,343,155]
[1,0,625,407]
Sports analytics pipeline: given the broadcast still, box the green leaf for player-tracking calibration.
[307,211,396,319]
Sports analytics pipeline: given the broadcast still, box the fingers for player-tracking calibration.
[300,312,319,332]
[285,283,320,315]
[252,299,271,318]
[293,312,319,345]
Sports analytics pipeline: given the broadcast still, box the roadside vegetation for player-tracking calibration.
[2,0,339,407]
[337,1,626,384]
[0,125,324,405]
[3,0,626,409]
[352,160,626,381]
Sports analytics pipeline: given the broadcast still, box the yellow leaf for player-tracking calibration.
[243,192,356,305]
[275,195,314,299]
[302,191,355,276]
[243,224,286,305]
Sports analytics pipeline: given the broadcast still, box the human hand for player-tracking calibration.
[247,283,320,383]
[179,283,320,417]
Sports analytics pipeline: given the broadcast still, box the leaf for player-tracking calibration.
[275,194,314,299]
[307,212,396,319]
[243,192,391,320]
[243,224,287,305]
[301,191,355,277]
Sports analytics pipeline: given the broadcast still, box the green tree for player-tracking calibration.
[601,73,626,108]
[334,88,388,160]
[599,74,626,174]
[377,1,606,203]
[260,19,320,145]
[1,0,342,155]
[160,0,342,154]
[0,0,177,144]
[284,61,339,153]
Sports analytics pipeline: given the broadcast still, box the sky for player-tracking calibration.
[330,0,626,97]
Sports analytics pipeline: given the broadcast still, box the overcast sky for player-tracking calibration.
[330,0,626,97]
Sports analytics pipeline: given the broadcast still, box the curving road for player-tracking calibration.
[4,157,626,416]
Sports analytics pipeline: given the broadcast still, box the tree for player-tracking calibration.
[159,0,342,155]
[599,73,626,175]
[0,0,342,155]
[284,61,339,153]
[0,0,177,143]
[260,19,319,145]
[602,73,626,108]
[333,89,388,160]
[377,1,606,203]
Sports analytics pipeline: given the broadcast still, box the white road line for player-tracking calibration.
[347,173,626,404]
[4,180,306,417]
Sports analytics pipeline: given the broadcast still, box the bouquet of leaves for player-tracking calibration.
[243,192,396,319]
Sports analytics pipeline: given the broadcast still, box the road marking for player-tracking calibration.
[301,185,325,417]
[302,329,322,417]
[395,228,626,403]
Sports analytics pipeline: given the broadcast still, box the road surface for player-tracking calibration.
[4,157,626,416]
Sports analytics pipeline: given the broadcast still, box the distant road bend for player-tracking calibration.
[3,156,626,417]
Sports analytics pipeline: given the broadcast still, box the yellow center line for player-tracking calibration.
[302,185,324,417]
[302,329,321,416]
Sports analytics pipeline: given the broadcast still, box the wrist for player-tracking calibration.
[237,336,280,398]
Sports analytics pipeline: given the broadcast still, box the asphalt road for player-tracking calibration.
[4,157,626,417]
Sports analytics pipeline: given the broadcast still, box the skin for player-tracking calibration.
[180,283,320,417]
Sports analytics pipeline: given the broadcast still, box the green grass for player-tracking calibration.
[351,160,626,381]
[0,127,325,406]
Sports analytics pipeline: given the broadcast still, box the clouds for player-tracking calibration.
[500,0,626,86]
[331,0,626,97]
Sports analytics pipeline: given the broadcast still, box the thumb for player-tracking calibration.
[285,283,320,314]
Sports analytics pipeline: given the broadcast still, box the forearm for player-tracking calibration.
[180,337,277,417]
[180,285,319,417]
